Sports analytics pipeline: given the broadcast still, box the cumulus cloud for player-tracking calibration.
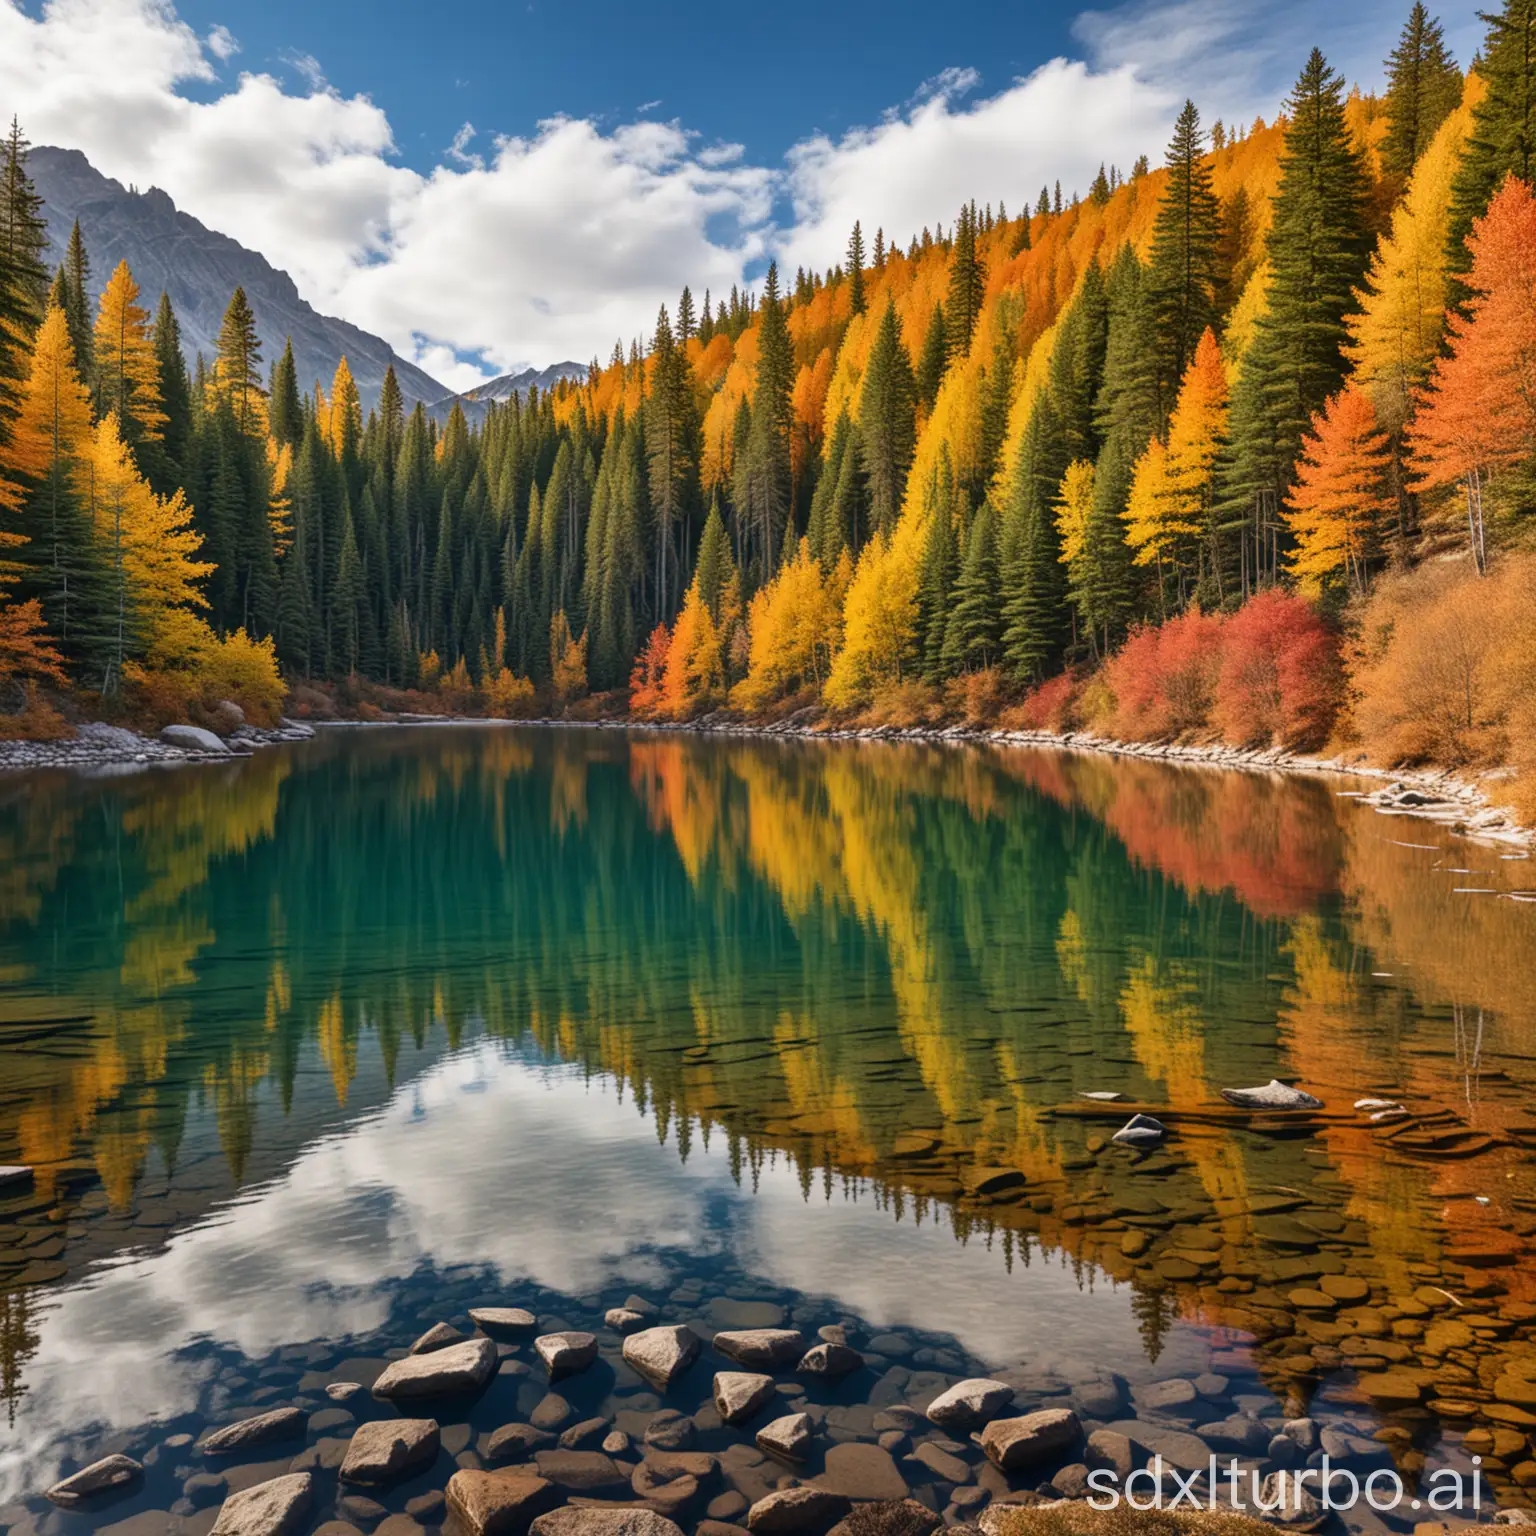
[0,0,1476,386]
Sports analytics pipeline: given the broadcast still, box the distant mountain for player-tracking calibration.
[426,361,587,425]
[27,145,449,411]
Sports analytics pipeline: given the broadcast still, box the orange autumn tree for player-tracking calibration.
[1408,175,1536,573]
[0,526,65,690]
[1286,386,1394,594]
[629,623,671,715]
[659,574,723,718]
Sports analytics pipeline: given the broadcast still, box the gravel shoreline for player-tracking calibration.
[0,717,316,776]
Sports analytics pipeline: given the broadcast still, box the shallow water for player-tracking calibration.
[2,726,1535,1530]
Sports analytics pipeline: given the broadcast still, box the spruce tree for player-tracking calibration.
[941,500,1001,672]
[1149,100,1222,403]
[269,339,302,447]
[1446,0,1536,291]
[152,293,193,487]
[944,206,986,360]
[1000,394,1069,681]
[915,303,948,412]
[915,450,959,682]
[858,300,916,535]
[62,220,94,384]
[0,120,48,330]
[1382,4,1463,181]
[846,222,867,316]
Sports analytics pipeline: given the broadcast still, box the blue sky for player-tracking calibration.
[0,0,1488,384]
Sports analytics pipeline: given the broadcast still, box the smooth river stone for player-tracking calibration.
[446,1471,558,1536]
[622,1325,701,1390]
[712,1328,805,1370]
[483,1423,556,1462]
[746,1488,851,1534]
[200,1408,306,1456]
[209,1473,314,1536]
[798,1342,863,1379]
[979,1409,1081,1472]
[470,1308,537,1334]
[535,1332,599,1376]
[374,1337,497,1398]
[531,1450,630,1494]
[340,1419,441,1485]
[714,1371,777,1424]
[46,1455,143,1506]
[411,1322,465,1354]
[756,1412,813,1463]
[1220,1079,1323,1110]
[924,1378,1015,1430]
[816,1442,909,1500]
[530,1513,687,1536]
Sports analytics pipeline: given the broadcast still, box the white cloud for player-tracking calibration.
[0,0,1488,388]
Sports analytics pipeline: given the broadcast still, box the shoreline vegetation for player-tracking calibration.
[6,7,1536,854]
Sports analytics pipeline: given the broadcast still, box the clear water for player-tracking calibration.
[2,726,1534,1529]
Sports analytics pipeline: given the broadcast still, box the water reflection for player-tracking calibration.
[1,727,1535,1503]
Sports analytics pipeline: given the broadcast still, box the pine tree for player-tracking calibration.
[915,447,959,681]
[858,300,917,535]
[945,206,986,360]
[941,499,1001,671]
[151,294,193,490]
[677,285,696,344]
[915,303,948,412]
[333,505,366,673]
[847,222,867,316]
[1382,4,1463,180]
[0,120,48,331]
[1446,0,1536,295]
[1000,393,1069,680]
[1090,164,1112,206]
[269,339,302,448]
[62,220,93,384]
[213,287,265,437]
[94,261,167,452]
[1149,100,1222,402]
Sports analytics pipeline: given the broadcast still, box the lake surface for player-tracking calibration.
[2,725,1535,1532]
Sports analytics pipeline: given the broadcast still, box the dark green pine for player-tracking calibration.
[858,300,917,536]
[1382,3,1463,181]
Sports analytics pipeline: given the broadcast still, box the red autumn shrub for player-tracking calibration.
[1007,670,1079,732]
[1106,609,1224,739]
[1213,588,1341,750]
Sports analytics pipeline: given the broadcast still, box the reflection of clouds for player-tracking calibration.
[3,1043,1148,1499]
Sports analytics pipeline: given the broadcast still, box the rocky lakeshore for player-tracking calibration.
[0,718,316,774]
[5,1261,1521,1536]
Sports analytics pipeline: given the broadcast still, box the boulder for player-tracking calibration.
[0,1165,34,1191]
[827,1501,941,1536]
[925,1378,1015,1430]
[200,1407,306,1456]
[1101,1420,1209,1475]
[558,1416,609,1449]
[712,1328,805,1370]
[209,1473,314,1536]
[76,723,145,750]
[1220,1080,1323,1111]
[446,1471,558,1536]
[535,1331,599,1376]
[374,1337,496,1398]
[470,1307,537,1334]
[797,1343,863,1379]
[980,1409,1081,1472]
[340,1419,440,1485]
[746,1488,851,1534]
[484,1423,556,1462]
[531,1450,630,1494]
[606,1307,648,1332]
[1254,1471,1325,1530]
[160,723,231,754]
[411,1322,464,1354]
[1111,1114,1166,1148]
[530,1514,687,1536]
[714,1371,778,1424]
[45,1454,143,1506]
[756,1413,813,1463]
[622,1325,701,1391]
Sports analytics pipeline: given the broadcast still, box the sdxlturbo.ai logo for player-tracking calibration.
[1085,1456,1484,1516]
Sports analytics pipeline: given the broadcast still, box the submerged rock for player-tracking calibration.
[200,1407,306,1456]
[746,1487,851,1534]
[484,1423,556,1462]
[446,1471,558,1536]
[209,1472,313,1536]
[756,1412,813,1463]
[798,1342,863,1379]
[622,1324,701,1390]
[1220,1080,1323,1111]
[925,1378,1015,1430]
[606,1307,647,1332]
[411,1322,464,1354]
[373,1337,496,1398]
[714,1371,777,1424]
[979,1409,1081,1472]
[535,1332,599,1377]
[340,1419,440,1485]
[531,1513,686,1536]
[45,1454,143,1506]
[470,1307,537,1334]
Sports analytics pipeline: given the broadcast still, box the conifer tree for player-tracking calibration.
[151,294,193,491]
[213,287,265,437]
[847,222,867,317]
[62,220,93,384]
[269,340,303,448]
[1000,394,1069,680]
[858,300,917,535]
[1382,4,1463,180]
[0,121,48,330]
[94,261,167,453]
[915,303,948,413]
[945,205,986,361]
[1149,100,1222,402]
[941,499,1001,671]
[915,448,959,681]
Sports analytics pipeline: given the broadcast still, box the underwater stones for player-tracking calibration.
[1132,1378,1197,1414]
[1220,1080,1323,1111]
[200,1408,306,1456]
[411,1323,464,1354]
[340,1420,441,1486]
[535,1333,599,1377]
[798,1342,863,1379]
[327,1382,364,1401]
[532,1450,630,1494]
[1071,1378,1127,1420]
[1255,1471,1324,1530]
[470,1309,537,1335]
[756,1413,813,1463]
[1197,1417,1269,1455]
[712,1329,805,1370]
[374,1338,496,1399]
[709,1299,786,1330]
[1356,1370,1430,1405]
[209,1473,314,1536]
[816,1443,908,1501]
[1085,1430,1133,1481]
[558,1417,609,1449]
[530,1513,686,1536]
[484,1424,555,1463]
[1102,1421,1209,1474]
[908,1442,971,1484]
[530,1395,573,1430]
[643,1410,696,1450]
[1111,1115,1166,1148]
[979,1410,1081,1472]
[623,1325,701,1391]
[746,1487,851,1534]
[714,1372,777,1424]
[606,1308,648,1333]
[46,1455,144,1506]
[925,1379,1015,1431]
[963,1167,1026,1197]
[446,1471,558,1536]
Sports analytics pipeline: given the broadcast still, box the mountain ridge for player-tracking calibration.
[426,360,588,425]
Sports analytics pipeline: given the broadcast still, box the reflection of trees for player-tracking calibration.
[4,728,1536,1466]
[0,1289,38,1428]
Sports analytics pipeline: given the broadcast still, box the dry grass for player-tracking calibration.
[981,1505,1281,1536]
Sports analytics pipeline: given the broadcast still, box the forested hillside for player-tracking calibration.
[2,1,1536,806]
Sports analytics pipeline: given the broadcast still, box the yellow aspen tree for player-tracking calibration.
[325,357,363,460]
[93,260,166,446]
[1122,437,1171,565]
[267,438,293,556]
[1054,459,1095,565]
[1161,327,1228,543]
[4,307,94,487]
[735,539,840,708]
